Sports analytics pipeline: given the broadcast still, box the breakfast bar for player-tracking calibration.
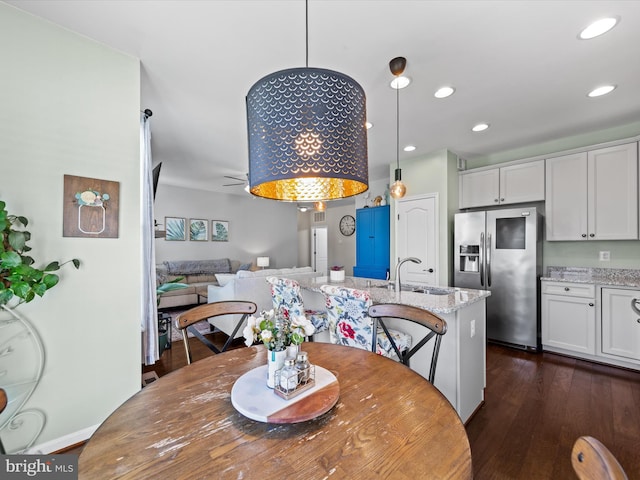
[298,276,491,423]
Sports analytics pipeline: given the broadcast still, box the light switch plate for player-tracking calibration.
[599,251,610,261]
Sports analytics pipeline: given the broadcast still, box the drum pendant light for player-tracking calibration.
[389,56,407,200]
[246,0,369,202]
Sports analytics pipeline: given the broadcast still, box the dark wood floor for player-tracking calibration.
[68,330,640,479]
[467,344,640,479]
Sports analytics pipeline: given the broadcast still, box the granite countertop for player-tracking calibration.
[541,267,640,288]
[298,276,490,315]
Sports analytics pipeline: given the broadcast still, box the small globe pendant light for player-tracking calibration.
[389,56,407,200]
[246,0,369,202]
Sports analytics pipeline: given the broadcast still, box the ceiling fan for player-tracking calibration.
[223,174,248,188]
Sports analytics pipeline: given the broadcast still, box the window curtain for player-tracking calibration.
[141,112,159,365]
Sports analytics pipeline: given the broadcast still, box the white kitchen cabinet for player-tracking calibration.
[601,287,640,363]
[545,142,638,241]
[541,281,596,355]
[459,160,544,209]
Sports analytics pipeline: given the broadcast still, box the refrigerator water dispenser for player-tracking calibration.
[459,245,480,272]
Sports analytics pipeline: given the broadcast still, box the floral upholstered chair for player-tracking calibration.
[320,285,412,360]
[266,277,329,334]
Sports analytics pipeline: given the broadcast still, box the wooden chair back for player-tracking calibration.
[571,436,628,480]
[0,388,7,454]
[176,301,256,364]
[368,303,447,384]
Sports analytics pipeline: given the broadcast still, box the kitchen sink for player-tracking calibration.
[372,284,452,295]
[411,288,451,295]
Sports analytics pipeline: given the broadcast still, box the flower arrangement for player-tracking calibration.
[243,308,316,351]
[330,265,344,271]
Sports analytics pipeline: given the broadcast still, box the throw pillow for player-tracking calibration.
[238,262,252,271]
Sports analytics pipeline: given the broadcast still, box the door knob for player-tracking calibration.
[427,268,434,273]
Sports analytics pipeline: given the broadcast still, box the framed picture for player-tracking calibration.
[165,217,186,241]
[189,218,208,241]
[211,220,229,242]
[63,174,120,238]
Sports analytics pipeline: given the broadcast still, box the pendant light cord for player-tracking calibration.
[396,84,400,169]
[305,0,309,68]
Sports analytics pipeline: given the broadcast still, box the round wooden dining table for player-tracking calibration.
[79,343,472,479]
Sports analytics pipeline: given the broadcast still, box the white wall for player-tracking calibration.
[154,184,300,268]
[1,3,141,452]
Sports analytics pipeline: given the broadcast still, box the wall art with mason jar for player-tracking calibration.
[63,174,120,238]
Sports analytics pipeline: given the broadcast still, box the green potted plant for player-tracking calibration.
[0,200,80,306]
[156,277,188,353]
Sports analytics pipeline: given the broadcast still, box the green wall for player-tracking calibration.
[1,3,141,452]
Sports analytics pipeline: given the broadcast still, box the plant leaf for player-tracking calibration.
[0,288,13,305]
[8,231,26,251]
[33,282,48,297]
[72,259,80,269]
[0,251,22,268]
[42,273,59,289]
[44,261,61,272]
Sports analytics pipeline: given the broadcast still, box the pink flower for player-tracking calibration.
[338,321,356,339]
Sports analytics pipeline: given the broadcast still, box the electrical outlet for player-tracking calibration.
[599,251,610,261]
[470,319,476,338]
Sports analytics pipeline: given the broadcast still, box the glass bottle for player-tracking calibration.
[279,358,299,393]
[295,351,311,384]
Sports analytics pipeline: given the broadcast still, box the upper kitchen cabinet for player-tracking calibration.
[459,160,545,209]
[545,142,638,241]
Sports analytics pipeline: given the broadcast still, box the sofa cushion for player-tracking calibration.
[185,273,217,284]
[164,258,231,275]
[215,273,236,286]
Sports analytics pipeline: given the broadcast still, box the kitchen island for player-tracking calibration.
[298,276,490,423]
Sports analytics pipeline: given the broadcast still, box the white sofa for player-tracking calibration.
[207,267,322,338]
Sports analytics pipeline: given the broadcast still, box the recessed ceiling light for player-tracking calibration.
[472,123,490,132]
[365,122,373,129]
[403,145,416,152]
[390,76,411,89]
[588,85,616,97]
[434,86,455,98]
[579,17,619,40]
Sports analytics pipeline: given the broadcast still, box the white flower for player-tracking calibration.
[260,329,274,343]
[242,315,259,347]
[291,314,316,337]
[80,190,97,204]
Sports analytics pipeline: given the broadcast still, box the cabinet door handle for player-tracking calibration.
[588,303,594,307]
[564,287,570,291]
[631,298,640,316]
[581,234,587,238]
[500,198,505,202]
[589,233,595,238]
[494,199,499,203]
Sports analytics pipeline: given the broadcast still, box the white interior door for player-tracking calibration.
[396,194,438,285]
[311,226,328,275]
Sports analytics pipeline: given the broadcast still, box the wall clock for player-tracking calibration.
[339,215,356,236]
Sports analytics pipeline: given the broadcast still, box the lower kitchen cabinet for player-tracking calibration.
[601,287,640,362]
[541,281,596,355]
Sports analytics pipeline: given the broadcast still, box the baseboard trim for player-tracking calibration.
[23,424,100,454]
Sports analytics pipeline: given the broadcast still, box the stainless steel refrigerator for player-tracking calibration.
[454,207,542,350]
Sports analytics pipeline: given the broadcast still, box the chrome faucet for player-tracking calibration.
[394,257,421,293]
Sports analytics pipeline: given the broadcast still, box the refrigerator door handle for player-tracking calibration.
[487,233,492,287]
[631,298,640,316]
[479,232,485,287]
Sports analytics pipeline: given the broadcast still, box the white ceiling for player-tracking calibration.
[7,0,640,195]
